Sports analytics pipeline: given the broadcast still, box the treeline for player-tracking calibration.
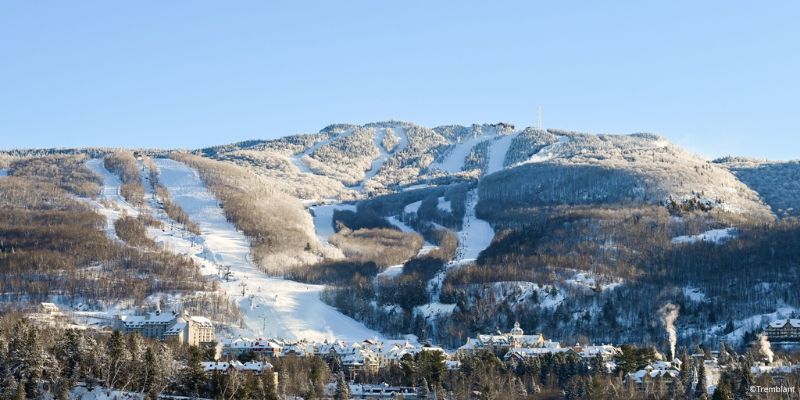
[172,153,326,273]
[103,151,145,206]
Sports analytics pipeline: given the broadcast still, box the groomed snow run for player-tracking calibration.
[671,228,736,245]
[311,203,357,243]
[83,159,140,240]
[153,158,382,342]
[290,129,353,174]
[0,169,8,177]
[520,135,570,165]
[430,134,494,174]
[351,127,408,191]
[485,133,518,174]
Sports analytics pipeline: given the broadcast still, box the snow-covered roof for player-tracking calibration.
[768,319,800,328]
[119,311,177,327]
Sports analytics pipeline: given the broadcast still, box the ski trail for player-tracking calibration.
[83,158,140,241]
[291,129,354,174]
[153,158,382,342]
[485,132,518,174]
[351,126,409,191]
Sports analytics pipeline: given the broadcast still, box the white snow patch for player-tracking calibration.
[519,135,570,165]
[414,302,457,318]
[153,158,382,342]
[376,264,404,279]
[683,287,707,302]
[671,228,736,245]
[436,196,452,213]
[0,169,7,177]
[385,216,415,233]
[404,200,422,214]
[565,272,622,292]
[310,203,357,244]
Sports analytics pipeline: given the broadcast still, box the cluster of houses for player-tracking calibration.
[222,336,456,377]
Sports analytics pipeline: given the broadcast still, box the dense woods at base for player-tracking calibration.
[0,156,206,305]
[172,153,326,273]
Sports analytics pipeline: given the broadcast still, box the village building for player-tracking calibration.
[117,310,215,346]
[766,319,800,343]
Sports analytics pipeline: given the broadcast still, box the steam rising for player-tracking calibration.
[659,303,680,360]
[759,333,774,364]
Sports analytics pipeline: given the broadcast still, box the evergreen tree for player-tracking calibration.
[416,377,429,400]
[695,362,708,399]
[181,346,208,397]
[334,371,350,400]
[712,373,734,400]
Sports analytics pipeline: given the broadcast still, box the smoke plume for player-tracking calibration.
[759,333,774,364]
[659,303,680,360]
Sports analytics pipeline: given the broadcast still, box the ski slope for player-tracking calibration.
[153,158,382,341]
[311,203,357,243]
[485,133,518,174]
[83,158,140,241]
[430,134,494,174]
[351,127,408,191]
[290,129,353,174]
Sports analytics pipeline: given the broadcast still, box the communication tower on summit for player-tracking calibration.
[536,106,543,130]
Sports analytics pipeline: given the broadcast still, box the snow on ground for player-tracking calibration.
[683,286,707,302]
[385,216,415,233]
[376,264,404,280]
[430,132,496,174]
[414,302,457,318]
[565,272,622,292]
[709,306,799,344]
[671,228,736,245]
[153,158,382,342]
[437,196,452,213]
[0,169,7,177]
[485,132,518,174]
[519,135,570,165]
[70,386,143,400]
[404,200,422,214]
[351,127,408,191]
[310,203,357,243]
[82,159,140,241]
[422,188,495,310]
[453,189,494,262]
[402,183,431,192]
[290,129,353,174]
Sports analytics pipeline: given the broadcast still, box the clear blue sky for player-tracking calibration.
[1,1,798,159]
